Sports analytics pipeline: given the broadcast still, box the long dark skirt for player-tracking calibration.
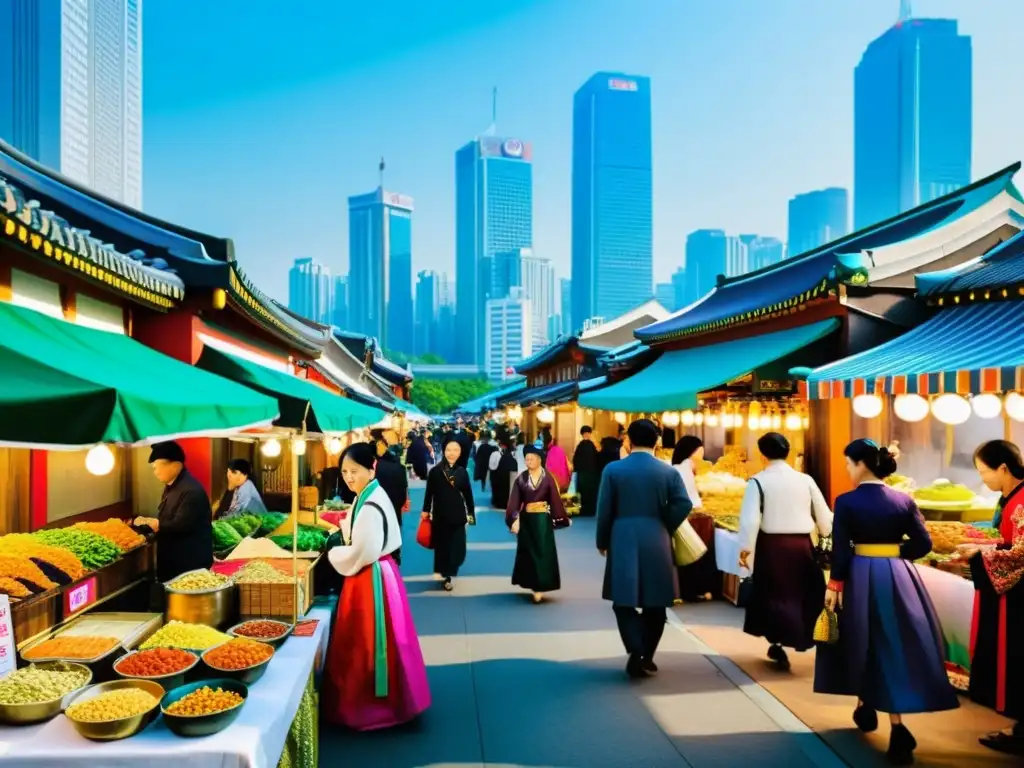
[743,532,824,651]
[577,470,598,517]
[814,555,959,714]
[512,512,560,593]
[433,523,466,578]
[677,513,720,601]
[969,555,1024,720]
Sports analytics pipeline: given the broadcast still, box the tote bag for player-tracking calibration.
[672,519,708,566]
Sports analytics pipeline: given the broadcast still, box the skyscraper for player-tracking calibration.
[454,135,533,365]
[485,288,531,382]
[571,72,653,331]
[853,14,971,229]
[745,236,785,272]
[414,270,441,358]
[680,229,743,306]
[788,188,849,256]
[654,282,675,311]
[288,258,333,325]
[670,267,687,311]
[0,0,143,208]
[331,275,348,329]
[560,278,572,337]
[348,188,414,351]
[490,247,554,352]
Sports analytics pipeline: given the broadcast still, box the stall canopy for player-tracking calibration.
[0,301,280,448]
[579,318,839,412]
[197,346,385,432]
[807,302,1024,398]
[498,379,578,407]
[393,398,430,423]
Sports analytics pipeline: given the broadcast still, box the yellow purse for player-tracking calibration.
[813,608,839,644]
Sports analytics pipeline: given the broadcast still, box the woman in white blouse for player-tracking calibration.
[673,436,721,602]
[737,432,833,670]
[671,436,704,510]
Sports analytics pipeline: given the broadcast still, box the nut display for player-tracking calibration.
[138,621,229,651]
[0,662,91,704]
[114,648,196,677]
[232,620,288,640]
[65,688,160,722]
[0,535,86,580]
[203,638,274,670]
[164,686,244,716]
[23,636,120,661]
[72,519,145,551]
[167,570,231,592]
[232,561,293,584]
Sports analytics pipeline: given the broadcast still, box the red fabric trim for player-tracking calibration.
[29,451,47,530]
[827,579,843,592]
[970,591,981,660]
[997,594,1008,712]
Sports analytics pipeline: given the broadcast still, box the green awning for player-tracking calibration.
[0,301,280,448]
[197,346,385,432]
[579,319,840,412]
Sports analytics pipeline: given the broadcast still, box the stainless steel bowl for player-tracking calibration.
[201,641,274,685]
[226,620,293,649]
[112,649,200,694]
[0,662,93,725]
[64,678,165,741]
[160,677,248,737]
[164,580,236,630]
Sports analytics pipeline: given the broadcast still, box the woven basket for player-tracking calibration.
[298,485,319,510]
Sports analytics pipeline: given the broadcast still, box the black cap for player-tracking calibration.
[148,440,186,464]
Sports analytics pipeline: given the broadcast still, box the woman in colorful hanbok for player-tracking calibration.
[323,443,431,730]
[544,436,571,492]
[968,440,1024,755]
[506,445,569,603]
[814,439,958,766]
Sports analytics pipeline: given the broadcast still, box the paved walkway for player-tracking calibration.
[321,487,848,768]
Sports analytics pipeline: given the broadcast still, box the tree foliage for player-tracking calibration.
[410,379,492,415]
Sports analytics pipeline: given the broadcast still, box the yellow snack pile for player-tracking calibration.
[168,569,230,592]
[72,520,145,551]
[66,688,159,722]
[164,686,243,717]
[139,621,229,651]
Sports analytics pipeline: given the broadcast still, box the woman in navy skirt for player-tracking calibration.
[814,439,958,766]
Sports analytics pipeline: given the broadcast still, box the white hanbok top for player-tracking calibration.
[327,482,402,577]
[674,459,703,509]
[737,460,833,554]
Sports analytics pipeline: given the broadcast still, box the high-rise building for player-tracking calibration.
[654,282,675,311]
[788,188,849,256]
[331,275,348,329]
[288,258,333,325]
[853,14,971,229]
[491,247,554,352]
[454,135,533,364]
[414,270,441,358]
[745,236,785,272]
[348,188,414,351]
[0,0,143,208]
[679,229,742,306]
[437,277,456,363]
[560,278,572,336]
[485,288,531,382]
[571,72,653,331]
[670,267,687,311]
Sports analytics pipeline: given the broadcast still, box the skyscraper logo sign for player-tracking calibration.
[502,139,524,158]
[608,78,638,91]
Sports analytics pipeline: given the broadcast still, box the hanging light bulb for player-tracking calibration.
[758,414,771,429]
[681,410,695,427]
[613,411,627,425]
[971,393,1003,420]
[721,413,733,429]
[802,415,810,429]
[326,437,343,455]
[784,413,802,431]
[852,394,883,419]
[662,411,680,428]
[771,414,782,429]
[705,412,719,428]
[537,407,555,424]
[694,411,704,426]
[261,438,282,458]
[747,414,758,430]
[931,393,971,425]
[292,438,307,456]
[893,394,929,423]
[1005,392,1024,422]
[85,445,115,476]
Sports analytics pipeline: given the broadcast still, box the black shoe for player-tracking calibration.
[767,644,791,670]
[887,724,917,766]
[626,654,649,679]
[443,578,453,592]
[641,658,659,675]
[979,730,1024,755]
[853,705,878,733]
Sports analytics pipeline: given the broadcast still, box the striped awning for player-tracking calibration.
[808,301,1024,399]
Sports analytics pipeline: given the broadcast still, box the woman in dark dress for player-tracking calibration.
[571,426,599,517]
[474,431,496,491]
[405,431,430,480]
[814,439,958,766]
[489,431,519,510]
[422,439,476,591]
[506,445,569,603]
[968,440,1024,755]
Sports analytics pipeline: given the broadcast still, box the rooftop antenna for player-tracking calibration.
[898,0,912,21]
[378,156,385,191]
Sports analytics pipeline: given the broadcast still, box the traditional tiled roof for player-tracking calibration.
[514,336,577,375]
[456,377,526,414]
[916,229,1024,300]
[637,163,1023,344]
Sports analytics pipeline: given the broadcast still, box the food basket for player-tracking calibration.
[161,678,248,737]
[64,678,165,741]
[164,570,237,629]
[227,619,293,649]
[0,661,92,725]
[112,649,200,693]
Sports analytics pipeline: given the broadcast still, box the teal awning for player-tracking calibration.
[579,319,840,412]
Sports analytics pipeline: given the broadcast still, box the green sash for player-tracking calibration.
[347,480,389,698]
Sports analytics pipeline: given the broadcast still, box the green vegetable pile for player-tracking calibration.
[225,514,261,538]
[33,528,121,569]
[256,512,288,536]
[270,525,328,552]
[212,521,242,550]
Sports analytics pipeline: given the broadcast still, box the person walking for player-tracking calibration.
[596,419,692,678]
[474,431,496,491]
[572,426,600,517]
[422,439,476,591]
[671,437,718,602]
[489,429,519,510]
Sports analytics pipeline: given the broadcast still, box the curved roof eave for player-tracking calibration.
[916,228,1024,296]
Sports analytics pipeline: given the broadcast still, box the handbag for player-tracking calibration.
[813,607,839,644]
[672,519,708,566]
[416,516,433,549]
[752,478,832,571]
[566,473,578,496]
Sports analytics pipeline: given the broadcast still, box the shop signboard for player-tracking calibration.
[0,596,14,675]
[63,576,98,618]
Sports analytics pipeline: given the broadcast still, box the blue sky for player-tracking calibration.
[143,0,1024,303]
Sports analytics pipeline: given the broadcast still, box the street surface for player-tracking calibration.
[321,485,848,768]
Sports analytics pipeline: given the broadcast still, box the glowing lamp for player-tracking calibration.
[971,393,1002,420]
[261,439,282,458]
[292,438,307,456]
[614,411,627,425]
[784,413,802,431]
[681,410,695,427]
[537,407,555,424]
[1005,392,1024,422]
[326,437,343,455]
[85,445,115,476]
[852,394,883,419]
[661,411,680,428]
[705,412,719,428]
[893,394,929,423]
[931,394,970,425]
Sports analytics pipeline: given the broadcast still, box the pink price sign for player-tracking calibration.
[63,577,98,617]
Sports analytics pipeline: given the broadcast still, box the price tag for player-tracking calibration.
[0,596,15,676]
[63,577,98,618]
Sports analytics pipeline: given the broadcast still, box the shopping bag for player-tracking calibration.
[566,473,578,496]
[813,608,839,644]
[672,519,708,566]
[416,517,433,549]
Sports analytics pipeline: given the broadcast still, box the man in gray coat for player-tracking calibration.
[596,419,692,678]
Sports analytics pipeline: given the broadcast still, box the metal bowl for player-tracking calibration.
[112,649,200,694]
[201,642,274,685]
[160,678,248,737]
[0,662,93,725]
[227,620,293,649]
[164,571,237,629]
[64,678,165,741]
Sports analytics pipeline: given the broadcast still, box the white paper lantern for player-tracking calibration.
[613,411,627,425]
[537,407,555,424]
[85,445,115,476]
[326,437,343,455]
[971,393,1003,420]
[893,394,929,423]
[292,438,307,456]
[784,413,802,431]
[720,413,734,429]
[705,412,719,428]
[662,411,680,428]
[694,412,704,426]
[771,414,782,429]
[852,394,883,419]
[1005,392,1024,422]
[931,393,971,425]
[681,410,695,426]
[261,438,282,458]
[747,414,759,430]
[758,414,771,429]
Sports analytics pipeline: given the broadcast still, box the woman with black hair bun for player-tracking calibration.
[814,438,958,766]
[671,437,717,602]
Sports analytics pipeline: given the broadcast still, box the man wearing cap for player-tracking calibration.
[134,441,214,583]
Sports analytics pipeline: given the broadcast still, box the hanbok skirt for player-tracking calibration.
[512,512,561,593]
[814,554,959,714]
[743,532,824,651]
[677,513,719,601]
[323,555,431,730]
[969,554,1024,720]
[433,522,467,578]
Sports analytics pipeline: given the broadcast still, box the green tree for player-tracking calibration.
[410,379,492,415]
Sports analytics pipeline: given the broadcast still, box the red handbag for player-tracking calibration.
[416,517,433,549]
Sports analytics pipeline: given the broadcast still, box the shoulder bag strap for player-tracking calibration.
[360,501,390,553]
[752,478,765,518]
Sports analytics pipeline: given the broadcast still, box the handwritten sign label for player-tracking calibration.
[0,596,15,676]
[63,577,98,618]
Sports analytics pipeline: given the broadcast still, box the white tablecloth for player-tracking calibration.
[714,528,751,577]
[0,605,332,768]
[913,564,975,669]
